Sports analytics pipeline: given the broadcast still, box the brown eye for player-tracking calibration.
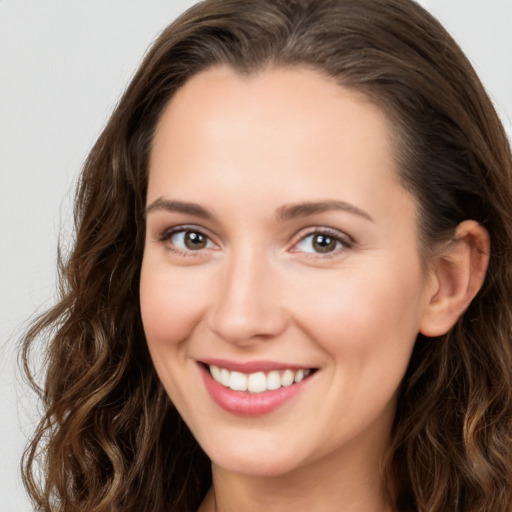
[312,234,338,253]
[293,230,348,256]
[162,228,214,253]
[184,231,207,250]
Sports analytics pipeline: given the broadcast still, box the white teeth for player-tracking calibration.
[294,369,305,383]
[267,370,281,390]
[209,365,312,393]
[281,369,294,387]
[229,371,247,391]
[220,368,230,387]
[247,372,267,393]
[210,365,221,382]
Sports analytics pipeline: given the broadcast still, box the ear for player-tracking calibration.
[419,220,490,337]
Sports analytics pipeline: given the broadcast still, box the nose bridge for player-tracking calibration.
[208,243,287,344]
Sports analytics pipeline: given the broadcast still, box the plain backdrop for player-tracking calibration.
[1,1,511,511]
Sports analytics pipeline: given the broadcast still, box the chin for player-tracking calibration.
[201,432,312,478]
[212,453,304,478]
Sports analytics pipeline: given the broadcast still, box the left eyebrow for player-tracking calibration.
[276,200,373,222]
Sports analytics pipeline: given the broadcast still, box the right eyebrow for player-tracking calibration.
[144,198,213,219]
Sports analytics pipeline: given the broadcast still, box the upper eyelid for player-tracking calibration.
[158,224,214,240]
[291,226,354,245]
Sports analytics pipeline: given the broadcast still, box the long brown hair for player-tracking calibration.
[22,1,512,511]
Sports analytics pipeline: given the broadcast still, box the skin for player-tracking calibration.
[140,66,489,512]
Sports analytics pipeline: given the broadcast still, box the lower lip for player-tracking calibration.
[200,365,313,417]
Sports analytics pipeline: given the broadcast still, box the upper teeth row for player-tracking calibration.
[209,365,311,393]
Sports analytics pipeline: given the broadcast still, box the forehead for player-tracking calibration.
[147,64,419,254]
[149,65,399,191]
[154,65,391,143]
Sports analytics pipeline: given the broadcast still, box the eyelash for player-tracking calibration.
[290,227,354,258]
[157,225,354,258]
[158,225,217,257]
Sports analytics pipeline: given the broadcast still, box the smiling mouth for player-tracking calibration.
[207,365,315,394]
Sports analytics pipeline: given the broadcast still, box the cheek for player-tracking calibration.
[287,259,426,359]
[139,261,207,347]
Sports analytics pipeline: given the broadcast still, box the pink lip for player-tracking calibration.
[198,363,314,417]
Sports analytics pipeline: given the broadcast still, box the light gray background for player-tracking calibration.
[1,1,511,510]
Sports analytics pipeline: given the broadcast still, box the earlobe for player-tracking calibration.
[419,220,490,337]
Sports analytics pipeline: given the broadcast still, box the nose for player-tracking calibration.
[207,247,289,346]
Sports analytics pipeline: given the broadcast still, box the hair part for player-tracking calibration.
[22,1,512,511]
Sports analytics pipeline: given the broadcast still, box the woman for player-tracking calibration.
[22,0,512,511]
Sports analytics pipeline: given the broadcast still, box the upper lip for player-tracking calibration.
[199,358,315,373]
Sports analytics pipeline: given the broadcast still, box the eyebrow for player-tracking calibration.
[276,200,373,222]
[145,198,212,219]
[145,198,373,222]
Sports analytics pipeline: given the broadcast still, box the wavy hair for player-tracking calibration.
[22,0,512,511]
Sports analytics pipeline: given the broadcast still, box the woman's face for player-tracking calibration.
[140,66,437,478]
